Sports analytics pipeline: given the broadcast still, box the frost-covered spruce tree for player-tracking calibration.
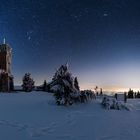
[50,63,80,105]
[22,73,35,92]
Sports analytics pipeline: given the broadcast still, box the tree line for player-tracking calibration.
[126,88,140,98]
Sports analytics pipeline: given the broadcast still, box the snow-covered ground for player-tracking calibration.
[0,91,140,140]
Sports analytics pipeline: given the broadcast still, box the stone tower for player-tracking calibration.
[0,39,14,92]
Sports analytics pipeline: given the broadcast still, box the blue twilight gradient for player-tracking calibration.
[0,0,140,91]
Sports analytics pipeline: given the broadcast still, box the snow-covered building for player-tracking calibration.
[0,39,14,92]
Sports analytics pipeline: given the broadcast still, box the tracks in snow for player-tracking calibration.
[0,120,57,138]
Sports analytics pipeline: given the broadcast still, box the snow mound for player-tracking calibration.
[101,96,130,110]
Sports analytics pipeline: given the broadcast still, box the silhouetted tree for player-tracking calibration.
[43,80,47,91]
[100,88,103,96]
[124,92,127,103]
[127,88,134,98]
[10,75,14,91]
[134,92,137,98]
[22,73,35,92]
[74,77,80,91]
[137,91,140,98]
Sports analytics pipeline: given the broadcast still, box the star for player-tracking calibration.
[28,36,31,40]
[103,13,108,17]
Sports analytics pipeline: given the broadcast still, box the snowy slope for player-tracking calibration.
[0,92,140,140]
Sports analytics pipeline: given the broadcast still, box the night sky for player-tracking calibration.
[1,0,140,91]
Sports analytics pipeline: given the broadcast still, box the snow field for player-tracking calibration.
[0,92,139,140]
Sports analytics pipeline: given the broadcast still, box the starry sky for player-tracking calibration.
[1,0,140,91]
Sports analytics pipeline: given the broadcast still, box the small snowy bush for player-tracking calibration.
[101,96,129,110]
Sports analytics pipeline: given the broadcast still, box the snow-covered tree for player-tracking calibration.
[49,64,80,105]
[95,86,98,96]
[100,88,103,96]
[74,77,80,91]
[22,73,35,92]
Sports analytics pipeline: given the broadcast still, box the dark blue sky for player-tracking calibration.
[1,0,140,91]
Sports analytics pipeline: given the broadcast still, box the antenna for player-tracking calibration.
[3,38,6,44]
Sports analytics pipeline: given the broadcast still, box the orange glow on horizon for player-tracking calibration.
[80,84,140,92]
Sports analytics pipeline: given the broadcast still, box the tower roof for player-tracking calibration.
[0,43,11,52]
